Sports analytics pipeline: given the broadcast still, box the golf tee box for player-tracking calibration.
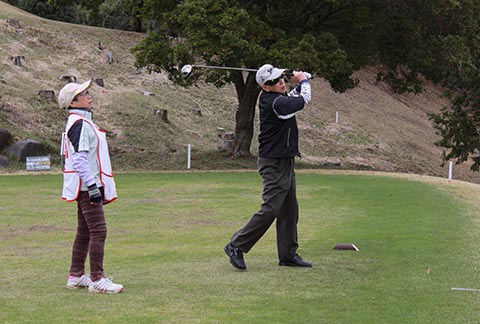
[333,243,359,251]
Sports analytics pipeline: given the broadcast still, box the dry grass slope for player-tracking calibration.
[2,1,480,183]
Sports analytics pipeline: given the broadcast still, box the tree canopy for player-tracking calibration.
[136,0,360,92]
[135,0,480,166]
[134,0,361,155]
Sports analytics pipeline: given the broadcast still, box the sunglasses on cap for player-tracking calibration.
[264,74,285,86]
[72,90,90,102]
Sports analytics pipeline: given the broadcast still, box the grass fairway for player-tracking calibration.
[1,171,480,323]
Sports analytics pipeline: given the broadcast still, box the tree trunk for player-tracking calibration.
[232,72,261,157]
[131,14,142,32]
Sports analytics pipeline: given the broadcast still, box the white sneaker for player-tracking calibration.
[88,277,124,294]
[66,274,92,289]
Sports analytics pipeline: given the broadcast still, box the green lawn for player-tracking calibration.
[0,171,479,323]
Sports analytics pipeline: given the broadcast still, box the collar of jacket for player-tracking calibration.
[68,108,93,121]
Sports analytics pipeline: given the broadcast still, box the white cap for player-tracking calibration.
[255,64,287,86]
[58,80,92,108]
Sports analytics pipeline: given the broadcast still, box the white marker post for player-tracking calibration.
[335,111,339,124]
[187,144,191,170]
[448,160,453,180]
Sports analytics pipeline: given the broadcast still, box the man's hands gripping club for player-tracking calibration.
[87,184,102,205]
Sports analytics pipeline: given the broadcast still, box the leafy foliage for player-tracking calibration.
[133,0,360,155]
[135,0,480,166]
[6,0,145,30]
[424,3,480,169]
[141,0,359,92]
[6,0,77,21]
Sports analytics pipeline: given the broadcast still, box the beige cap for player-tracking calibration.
[58,80,92,108]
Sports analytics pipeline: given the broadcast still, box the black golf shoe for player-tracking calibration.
[279,254,312,267]
[224,242,246,270]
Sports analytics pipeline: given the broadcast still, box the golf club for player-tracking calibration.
[181,64,257,79]
[180,64,313,80]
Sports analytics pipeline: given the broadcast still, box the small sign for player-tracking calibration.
[26,156,51,171]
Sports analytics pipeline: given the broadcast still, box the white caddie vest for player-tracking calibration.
[61,112,117,203]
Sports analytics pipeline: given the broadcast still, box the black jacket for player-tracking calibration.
[258,89,306,158]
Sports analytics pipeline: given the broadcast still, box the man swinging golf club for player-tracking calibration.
[224,64,313,270]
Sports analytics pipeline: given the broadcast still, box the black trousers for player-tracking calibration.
[231,157,299,261]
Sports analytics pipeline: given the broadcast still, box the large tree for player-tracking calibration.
[133,0,358,156]
[134,0,480,168]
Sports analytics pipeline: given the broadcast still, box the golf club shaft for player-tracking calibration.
[194,65,311,78]
[181,64,313,80]
[192,64,258,72]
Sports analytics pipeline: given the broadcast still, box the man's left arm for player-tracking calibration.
[288,79,311,104]
[273,77,312,119]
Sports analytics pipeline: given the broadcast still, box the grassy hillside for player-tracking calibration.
[1,1,480,182]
